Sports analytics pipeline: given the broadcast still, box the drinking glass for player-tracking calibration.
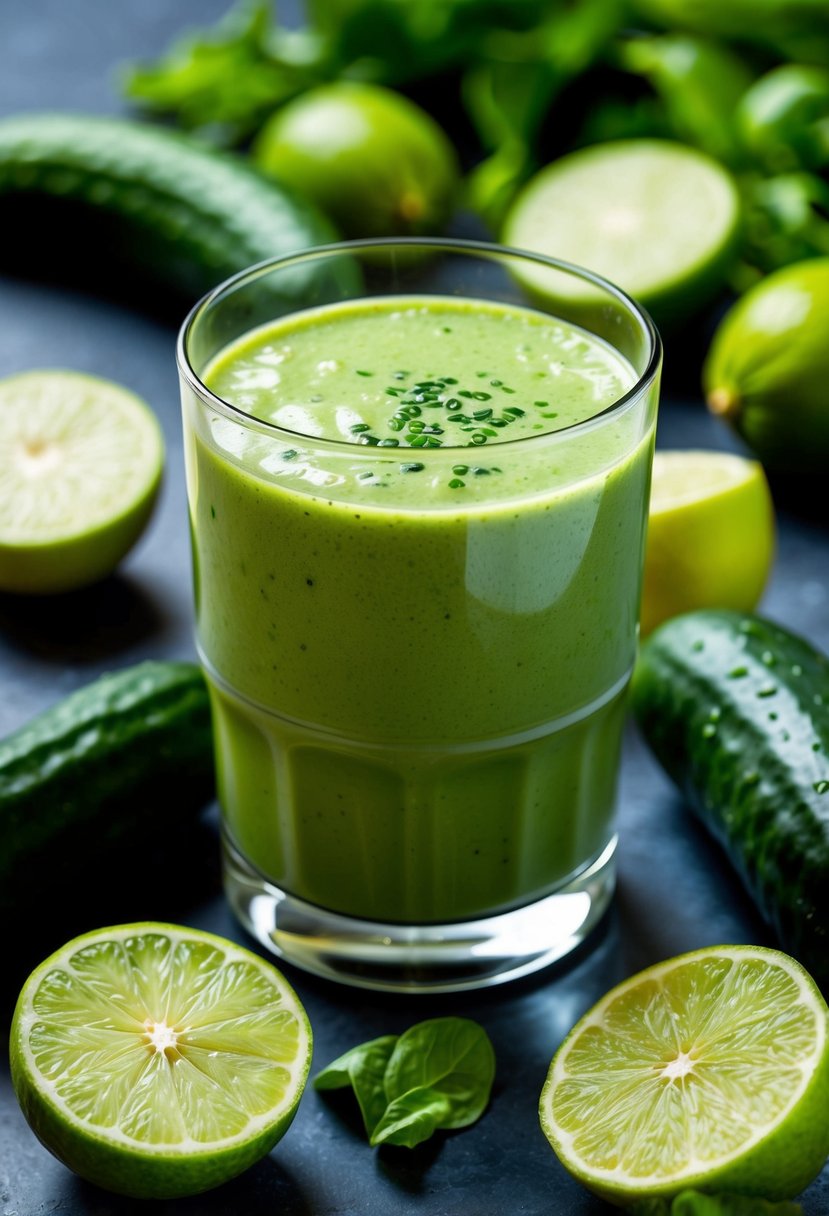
[177,238,661,992]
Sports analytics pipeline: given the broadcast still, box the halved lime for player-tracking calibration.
[10,923,313,1198]
[540,945,829,1206]
[641,449,775,636]
[0,370,164,594]
[503,140,741,326]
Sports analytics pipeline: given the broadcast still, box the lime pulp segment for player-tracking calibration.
[11,924,312,1197]
[540,946,829,1203]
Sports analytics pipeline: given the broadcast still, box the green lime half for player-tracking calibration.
[0,370,164,594]
[252,81,460,239]
[10,923,313,1199]
[503,140,741,326]
[540,945,829,1206]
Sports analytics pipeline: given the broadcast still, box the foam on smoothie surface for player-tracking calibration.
[204,296,636,501]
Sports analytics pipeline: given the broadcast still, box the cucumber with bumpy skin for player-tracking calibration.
[0,112,333,305]
[631,609,829,988]
[0,660,214,904]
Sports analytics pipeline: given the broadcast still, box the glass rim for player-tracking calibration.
[176,236,662,452]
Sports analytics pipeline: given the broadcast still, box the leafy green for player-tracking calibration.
[313,1016,495,1149]
[617,33,753,165]
[631,1190,803,1216]
[123,1,322,144]
[463,0,627,228]
[313,1034,397,1137]
[736,63,829,173]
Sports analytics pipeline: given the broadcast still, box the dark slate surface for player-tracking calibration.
[1,4,828,1214]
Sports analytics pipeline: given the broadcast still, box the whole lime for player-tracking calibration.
[704,257,829,472]
[252,82,460,239]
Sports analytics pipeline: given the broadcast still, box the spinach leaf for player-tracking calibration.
[313,1034,398,1137]
[314,1016,495,1149]
[370,1086,453,1148]
[383,1016,496,1130]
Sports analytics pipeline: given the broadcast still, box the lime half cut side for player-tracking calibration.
[0,370,164,593]
[10,923,313,1199]
[503,140,740,327]
[540,945,829,1206]
[641,449,775,636]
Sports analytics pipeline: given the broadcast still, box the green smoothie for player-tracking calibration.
[184,294,656,923]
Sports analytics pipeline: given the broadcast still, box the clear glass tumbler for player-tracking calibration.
[177,238,661,992]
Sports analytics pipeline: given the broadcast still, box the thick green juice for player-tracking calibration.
[185,295,656,923]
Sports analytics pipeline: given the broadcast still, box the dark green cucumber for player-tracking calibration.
[0,660,214,902]
[631,609,829,987]
[0,112,334,305]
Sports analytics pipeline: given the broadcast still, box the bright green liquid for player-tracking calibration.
[187,296,655,923]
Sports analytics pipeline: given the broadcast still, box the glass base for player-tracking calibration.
[223,833,617,993]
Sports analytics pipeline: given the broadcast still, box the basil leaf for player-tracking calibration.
[383,1016,495,1130]
[370,1087,453,1149]
[313,1034,398,1137]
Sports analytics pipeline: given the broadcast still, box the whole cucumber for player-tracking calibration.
[631,609,829,988]
[0,660,215,905]
[0,112,334,306]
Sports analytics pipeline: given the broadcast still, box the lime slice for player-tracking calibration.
[503,140,741,326]
[641,449,774,637]
[10,923,312,1198]
[540,945,829,1206]
[0,369,164,594]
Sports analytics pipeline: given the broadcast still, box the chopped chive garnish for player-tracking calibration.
[470,433,488,445]
[401,462,424,473]
[503,406,525,417]
[445,398,461,410]
[350,423,371,434]
[473,408,493,420]
[377,438,400,447]
[393,371,407,380]
[534,400,549,408]
[500,386,516,394]
[442,376,458,385]
[458,390,475,399]
[473,466,491,475]
[388,418,405,431]
[490,379,502,387]
[448,478,465,489]
[410,435,428,447]
[473,391,491,400]
[452,464,469,475]
[356,369,374,377]
[282,449,298,460]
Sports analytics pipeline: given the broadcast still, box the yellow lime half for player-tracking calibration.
[641,449,774,637]
[10,923,313,1198]
[503,140,741,327]
[540,945,829,1206]
[0,370,164,594]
